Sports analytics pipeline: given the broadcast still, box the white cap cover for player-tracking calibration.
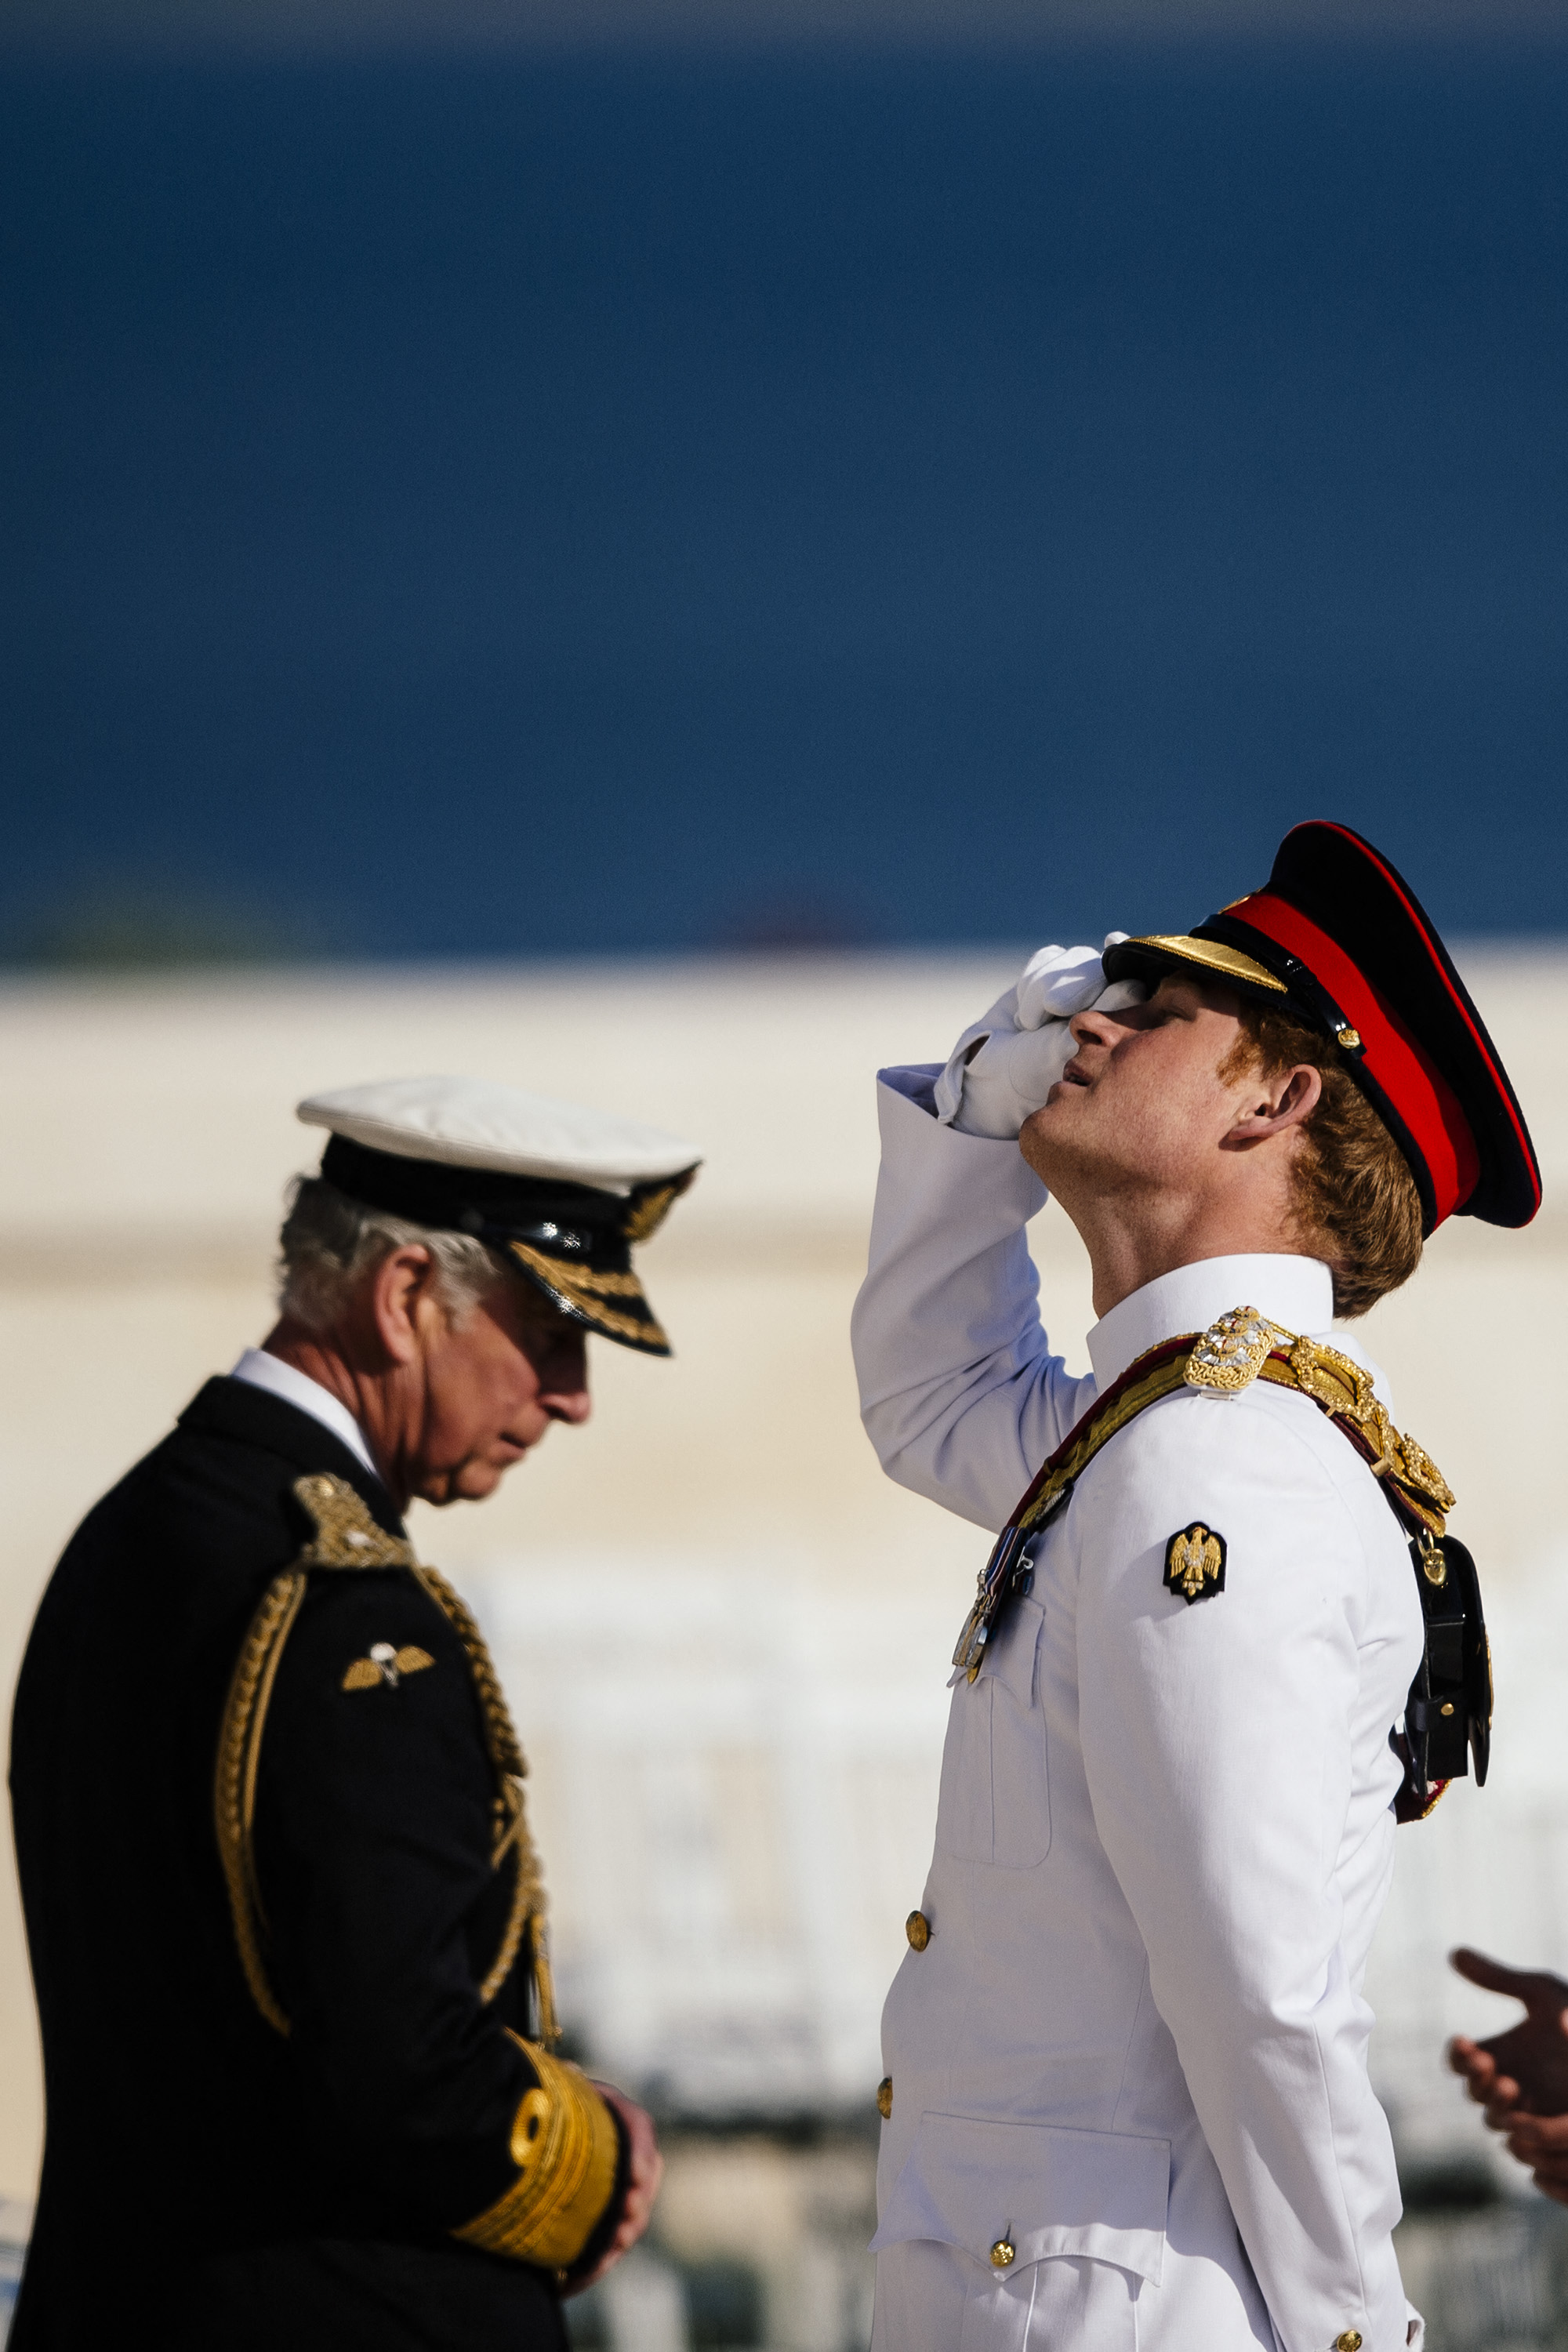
[297,1074,701,1199]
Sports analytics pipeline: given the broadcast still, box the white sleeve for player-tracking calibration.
[849,1065,1095,1533]
[1075,1389,1407,2352]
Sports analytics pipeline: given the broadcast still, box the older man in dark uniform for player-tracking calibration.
[8,1075,699,2351]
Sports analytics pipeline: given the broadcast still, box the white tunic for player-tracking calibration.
[851,1068,1425,2352]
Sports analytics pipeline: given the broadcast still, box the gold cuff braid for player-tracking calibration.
[452,2036,621,2270]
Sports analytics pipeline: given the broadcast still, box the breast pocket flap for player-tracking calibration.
[870,2112,1169,2287]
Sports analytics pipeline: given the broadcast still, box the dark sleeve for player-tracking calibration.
[254,1567,624,2263]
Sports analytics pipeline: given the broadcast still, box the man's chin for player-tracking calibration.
[414,1457,518,1508]
[1018,1098,1066,1176]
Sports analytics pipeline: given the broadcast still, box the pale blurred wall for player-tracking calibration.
[2,949,1565,2199]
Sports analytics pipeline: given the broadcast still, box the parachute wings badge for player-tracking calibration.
[1163,1523,1227,1606]
[342,1642,436,1691]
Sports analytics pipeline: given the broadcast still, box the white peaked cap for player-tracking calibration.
[297,1074,702,1198]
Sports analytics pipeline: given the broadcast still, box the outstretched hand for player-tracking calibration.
[1448,1947,1568,2204]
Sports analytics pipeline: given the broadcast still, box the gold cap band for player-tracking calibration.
[1120,933,1288,994]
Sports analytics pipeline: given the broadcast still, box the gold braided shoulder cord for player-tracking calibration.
[1279,1334,1455,1525]
[1016,1349,1195,1536]
[213,1475,556,2038]
[452,2032,619,2270]
[412,1562,558,2037]
[960,1308,1462,1688]
[214,1566,309,2034]
[1011,1308,1456,1545]
[1184,1307,1456,1534]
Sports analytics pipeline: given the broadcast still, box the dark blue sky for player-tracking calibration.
[2,42,1565,957]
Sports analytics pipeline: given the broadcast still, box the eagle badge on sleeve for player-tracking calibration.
[1163,1523,1227,1605]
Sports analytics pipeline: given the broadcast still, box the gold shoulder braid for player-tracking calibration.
[213,1473,557,2040]
[212,1565,310,2034]
[408,1559,554,2025]
[953,1306,1487,1822]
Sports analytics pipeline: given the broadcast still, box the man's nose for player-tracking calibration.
[540,1342,592,1425]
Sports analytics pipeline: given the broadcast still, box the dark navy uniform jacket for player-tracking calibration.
[9,1377,622,2350]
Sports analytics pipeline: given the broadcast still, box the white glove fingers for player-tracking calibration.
[933,983,1024,1125]
[938,937,1143,1136]
[1015,942,1117,1029]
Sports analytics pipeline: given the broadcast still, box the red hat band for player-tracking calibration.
[1106,818,1539,1235]
[1225,890,1481,1229]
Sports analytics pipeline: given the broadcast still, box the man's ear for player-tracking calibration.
[1227,1062,1323,1145]
[368,1244,437,1366]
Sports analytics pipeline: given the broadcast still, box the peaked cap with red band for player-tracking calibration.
[1101,821,1540,1238]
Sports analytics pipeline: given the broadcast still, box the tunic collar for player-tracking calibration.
[1087,1254,1335,1396]
[230,1346,380,1482]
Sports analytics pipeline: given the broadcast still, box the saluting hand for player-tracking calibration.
[565,2084,666,2294]
[931,938,1146,1141]
[1448,1947,1568,2203]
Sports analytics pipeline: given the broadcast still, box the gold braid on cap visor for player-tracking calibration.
[503,1167,695,1353]
[452,2034,622,2270]
[1123,934,1289,993]
[506,1243,670,1350]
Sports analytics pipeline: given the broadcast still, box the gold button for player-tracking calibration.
[906,1910,931,1951]
[1336,1027,1362,1052]
[989,2238,1015,2269]
[1440,1702,1455,1717]
[876,2077,893,2120]
[1334,2332,1363,2351]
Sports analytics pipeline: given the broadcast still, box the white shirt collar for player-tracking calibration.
[228,1347,382,1483]
[1086,1254,1336,1394]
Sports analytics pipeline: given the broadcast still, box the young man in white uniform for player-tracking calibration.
[851,822,1539,2352]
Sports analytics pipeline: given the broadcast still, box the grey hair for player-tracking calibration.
[277,1174,514,1332]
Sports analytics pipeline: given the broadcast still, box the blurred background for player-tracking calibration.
[5,0,1568,2343]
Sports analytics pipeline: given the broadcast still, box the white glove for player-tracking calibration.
[934,935,1148,1140]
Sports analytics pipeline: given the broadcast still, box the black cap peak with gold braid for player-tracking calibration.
[319,1134,697,1356]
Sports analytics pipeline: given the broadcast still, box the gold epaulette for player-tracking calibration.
[452,2034,621,2271]
[956,1305,1457,1682]
[213,1474,557,2040]
[1014,1305,1454,1543]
